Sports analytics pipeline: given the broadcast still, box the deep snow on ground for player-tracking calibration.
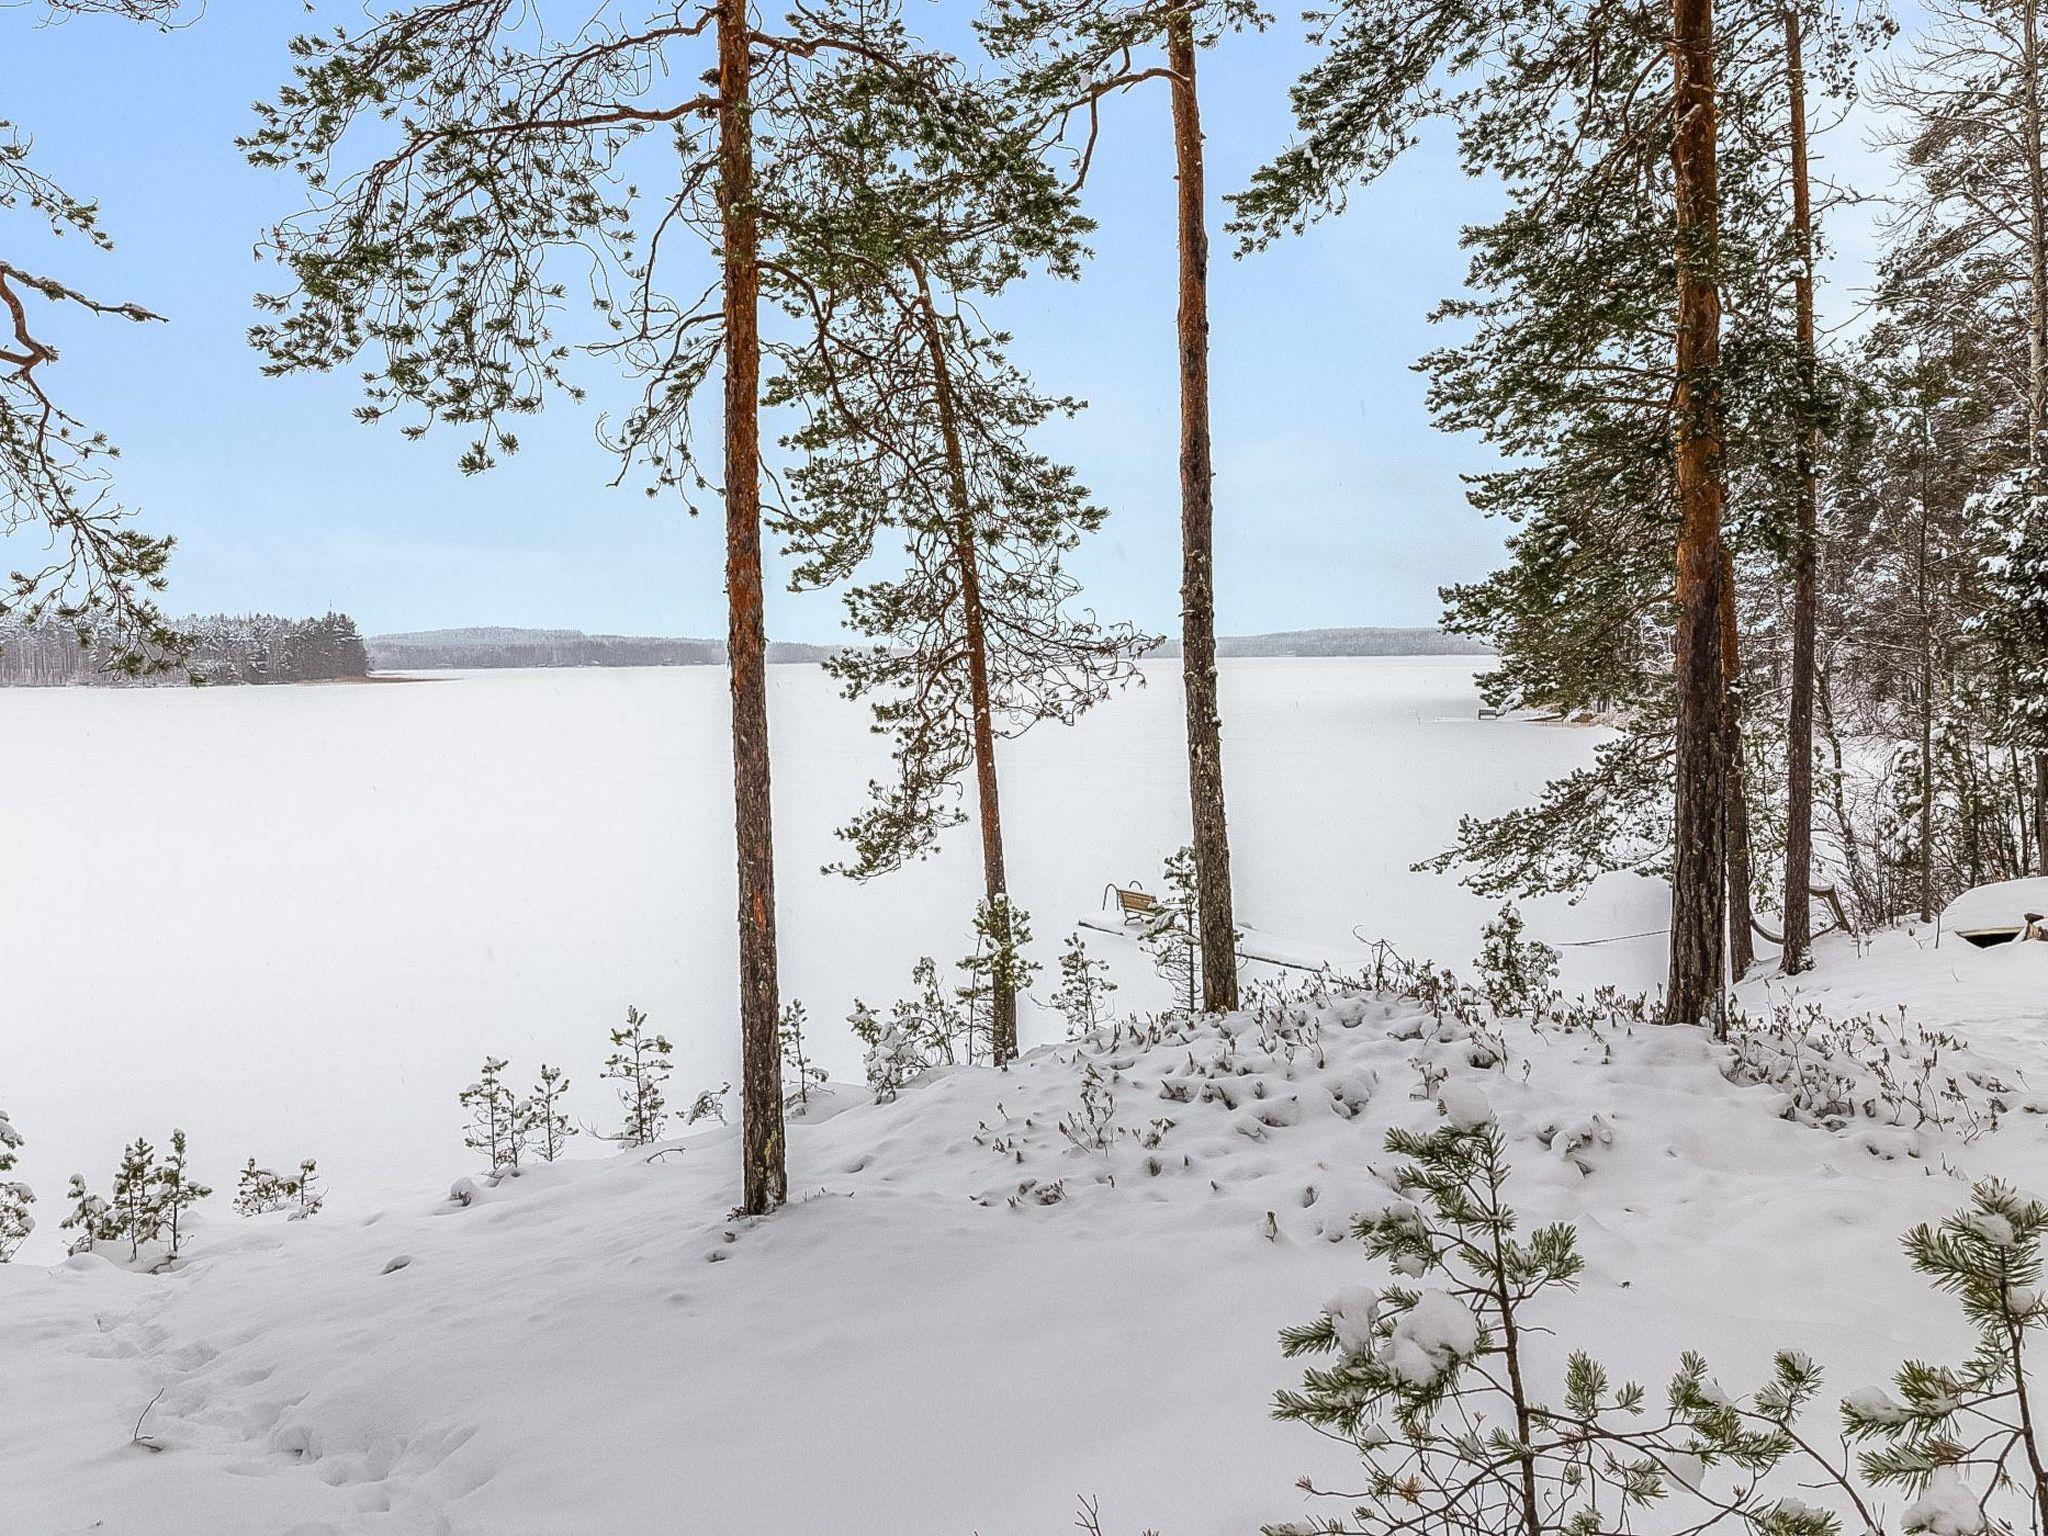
[6,928,2047,1535]
[0,657,1667,1247]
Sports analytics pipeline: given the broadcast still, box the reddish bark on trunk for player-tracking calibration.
[719,0,786,1215]
[1168,12,1239,1015]
[1667,0,1730,1031]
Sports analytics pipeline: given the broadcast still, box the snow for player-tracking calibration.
[1437,1079,1495,1130]
[4,921,2043,1531]
[1905,1468,1987,1535]
[0,657,1664,1255]
[1940,876,2048,937]
[9,659,2048,1531]
[1382,1289,1482,1384]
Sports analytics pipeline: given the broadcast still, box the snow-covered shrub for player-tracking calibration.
[850,957,981,1102]
[1473,903,1560,1018]
[0,1105,33,1261]
[1845,1181,2048,1534]
[234,1157,322,1218]
[59,1174,115,1254]
[460,1056,530,1171]
[850,1000,918,1103]
[1268,1112,1844,1536]
[779,1001,827,1111]
[1057,1062,1117,1153]
[1246,980,1325,1063]
[1049,931,1117,1038]
[684,1082,731,1126]
[1723,999,2011,1142]
[531,1064,575,1161]
[601,1006,671,1146]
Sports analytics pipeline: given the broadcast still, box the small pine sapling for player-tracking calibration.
[1844,1181,2048,1534]
[957,896,1039,1061]
[459,1056,529,1173]
[111,1137,161,1261]
[601,1005,672,1146]
[1474,903,1561,1019]
[1141,848,1203,1017]
[531,1064,576,1162]
[155,1129,211,1262]
[59,1174,115,1254]
[0,1105,33,1261]
[290,1159,324,1218]
[779,1001,827,1111]
[1268,1106,1856,1536]
[1049,931,1117,1038]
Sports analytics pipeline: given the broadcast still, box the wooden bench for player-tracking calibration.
[1105,884,1161,924]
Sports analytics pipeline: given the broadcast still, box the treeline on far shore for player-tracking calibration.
[0,613,368,687]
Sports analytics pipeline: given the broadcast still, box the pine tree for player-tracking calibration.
[243,0,1021,1219]
[1874,0,2048,878]
[1233,0,1883,1024]
[459,1057,528,1173]
[1048,931,1117,1038]
[0,1105,32,1262]
[0,0,183,672]
[981,0,1261,1016]
[1269,1109,1848,1536]
[601,1007,673,1147]
[155,1129,210,1263]
[1842,1182,2048,1532]
[531,1065,575,1163]
[769,84,1137,1066]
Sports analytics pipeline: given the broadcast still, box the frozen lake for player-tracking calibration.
[1,656,1665,1244]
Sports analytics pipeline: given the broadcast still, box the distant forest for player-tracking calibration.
[365,625,1484,672]
[365,627,841,671]
[1154,627,1494,659]
[0,614,368,687]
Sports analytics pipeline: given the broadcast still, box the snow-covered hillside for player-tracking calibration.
[8,929,2046,1535]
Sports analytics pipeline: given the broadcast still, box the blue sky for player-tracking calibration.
[5,2,1864,643]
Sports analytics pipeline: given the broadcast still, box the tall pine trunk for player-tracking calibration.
[1667,0,1730,1032]
[914,273,1019,1064]
[719,0,786,1216]
[2025,0,2048,875]
[1720,553,1755,977]
[1918,425,1937,923]
[1168,13,1239,1015]
[1781,5,1820,971]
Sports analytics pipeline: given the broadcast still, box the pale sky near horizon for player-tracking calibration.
[7,1,1892,643]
